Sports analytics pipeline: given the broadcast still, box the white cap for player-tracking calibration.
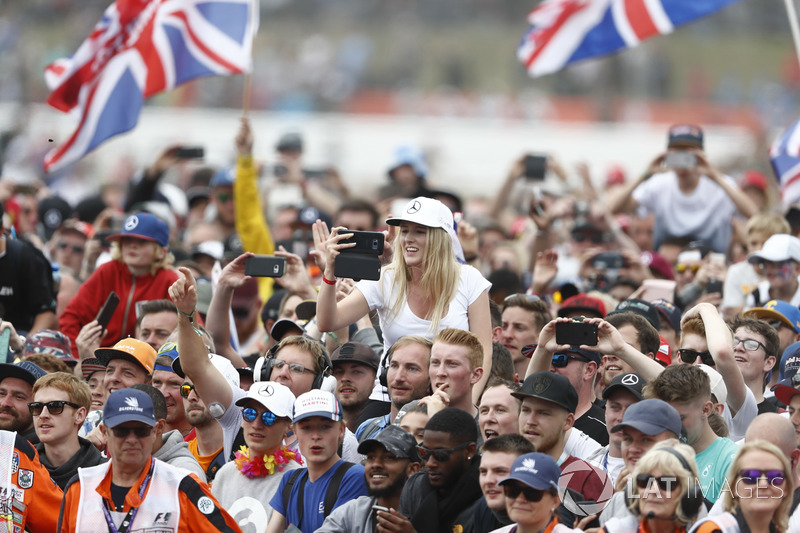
[293,390,343,423]
[748,234,800,264]
[697,364,727,404]
[172,353,240,390]
[235,381,296,418]
[386,197,454,233]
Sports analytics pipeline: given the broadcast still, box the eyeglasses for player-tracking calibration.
[675,264,701,274]
[677,348,714,366]
[733,337,767,353]
[231,307,251,319]
[738,469,786,485]
[179,384,196,398]
[109,425,154,438]
[272,359,313,375]
[635,474,678,492]
[217,193,233,203]
[503,293,542,305]
[56,242,85,254]
[416,441,473,462]
[242,407,277,426]
[28,400,81,416]
[502,483,547,502]
[552,353,589,368]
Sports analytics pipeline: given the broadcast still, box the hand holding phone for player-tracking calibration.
[522,154,548,180]
[245,256,287,277]
[96,292,120,331]
[555,320,598,346]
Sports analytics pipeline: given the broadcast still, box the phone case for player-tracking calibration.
[245,256,286,277]
[334,254,381,281]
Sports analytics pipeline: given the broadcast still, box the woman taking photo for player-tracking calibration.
[691,440,793,533]
[601,441,703,533]
[314,197,492,401]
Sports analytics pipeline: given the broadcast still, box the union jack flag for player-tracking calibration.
[517,0,742,77]
[770,117,800,205]
[44,0,258,173]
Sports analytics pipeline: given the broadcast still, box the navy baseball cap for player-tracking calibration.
[602,372,645,401]
[104,388,156,428]
[358,425,419,461]
[610,399,681,436]
[107,212,169,247]
[498,452,560,492]
[651,299,682,333]
[0,361,47,387]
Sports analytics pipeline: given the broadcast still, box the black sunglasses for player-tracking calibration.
[109,426,154,438]
[502,483,547,502]
[677,348,714,366]
[28,400,81,416]
[180,384,196,398]
[635,474,678,492]
[738,469,786,485]
[242,407,277,426]
[416,441,473,462]
[552,353,589,368]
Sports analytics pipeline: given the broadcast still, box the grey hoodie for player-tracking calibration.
[153,429,207,483]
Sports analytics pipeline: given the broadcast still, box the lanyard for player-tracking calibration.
[102,459,155,533]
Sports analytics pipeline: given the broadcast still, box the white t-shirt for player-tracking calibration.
[722,261,762,312]
[744,276,800,310]
[632,171,738,252]
[721,386,758,443]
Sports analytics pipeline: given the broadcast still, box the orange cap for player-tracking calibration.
[95,338,156,374]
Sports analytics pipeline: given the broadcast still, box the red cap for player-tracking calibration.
[558,293,606,318]
[741,170,768,193]
[655,335,671,366]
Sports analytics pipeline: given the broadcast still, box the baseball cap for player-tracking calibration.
[270,318,306,342]
[60,219,93,240]
[697,364,727,404]
[293,390,343,423]
[610,399,682,436]
[388,145,427,179]
[385,197,453,234]
[38,196,73,240]
[235,381,296,418]
[667,124,704,149]
[779,342,800,381]
[0,361,47,387]
[640,251,674,281]
[23,329,76,366]
[81,357,106,380]
[153,342,179,372]
[172,353,240,390]
[330,342,380,371]
[107,212,169,248]
[210,167,235,188]
[103,388,156,428]
[95,338,157,375]
[191,240,224,262]
[512,372,578,413]
[558,293,606,318]
[295,300,317,322]
[651,299,682,333]
[358,424,419,461]
[261,289,287,325]
[772,377,800,406]
[608,299,661,330]
[602,372,645,401]
[748,234,800,265]
[743,300,800,334]
[276,132,303,153]
[296,206,332,227]
[741,170,768,193]
[498,452,560,492]
[561,346,602,366]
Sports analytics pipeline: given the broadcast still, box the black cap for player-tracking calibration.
[512,372,578,413]
[331,342,380,371]
[607,298,661,329]
[357,425,418,461]
[602,372,645,401]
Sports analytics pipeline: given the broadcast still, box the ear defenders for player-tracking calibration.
[627,447,703,520]
[253,342,334,391]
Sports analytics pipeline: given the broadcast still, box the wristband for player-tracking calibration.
[322,275,336,286]
[177,308,196,321]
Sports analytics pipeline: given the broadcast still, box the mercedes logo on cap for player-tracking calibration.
[407,200,421,214]
[125,215,139,230]
[259,384,274,396]
[621,374,639,385]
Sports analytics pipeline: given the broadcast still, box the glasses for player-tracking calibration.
[503,293,542,305]
[56,242,85,254]
[109,426,154,438]
[738,469,786,485]
[502,483,547,502]
[28,400,81,416]
[675,264,701,274]
[552,353,588,368]
[635,474,678,492]
[272,359,313,375]
[733,337,767,352]
[217,193,233,203]
[677,348,714,366]
[231,307,251,319]
[416,441,473,462]
[242,407,277,426]
[179,384,196,398]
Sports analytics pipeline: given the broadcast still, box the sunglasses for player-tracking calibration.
[179,384,196,398]
[733,337,767,353]
[675,263,701,274]
[56,242,85,254]
[552,353,589,368]
[677,348,714,366]
[273,359,313,376]
[416,441,473,462]
[109,426,154,438]
[28,400,81,416]
[502,483,547,502]
[635,474,678,492]
[242,407,277,426]
[217,193,233,203]
[738,469,786,485]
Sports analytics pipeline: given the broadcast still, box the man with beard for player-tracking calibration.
[181,374,226,483]
[330,342,384,432]
[151,342,193,437]
[0,360,47,443]
[496,294,551,378]
[317,425,421,532]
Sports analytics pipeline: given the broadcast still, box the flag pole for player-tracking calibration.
[242,73,252,117]
[784,0,800,71]
[242,0,257,117]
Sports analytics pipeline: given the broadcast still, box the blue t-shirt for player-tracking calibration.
[696,437,738,503]
[270,460,368,533]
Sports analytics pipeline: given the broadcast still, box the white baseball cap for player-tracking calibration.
[235,381,296,418]
[748,234,800,264]
[386,197,454,233]
[292,390,343,423]
[697,364,727,404]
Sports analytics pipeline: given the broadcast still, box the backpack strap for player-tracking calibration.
[228,426,246,461]
[282,468,306,526]
[323,462,355,516]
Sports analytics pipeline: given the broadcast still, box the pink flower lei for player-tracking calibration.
[234,445,303,479]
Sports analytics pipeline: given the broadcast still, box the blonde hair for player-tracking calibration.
[746,214,790,237]
[629,440,700,526]
[110,240,174,274]
[434,328,483,370]
[721,440,793,532]
[32,371,91,411]
[384,226,460,335]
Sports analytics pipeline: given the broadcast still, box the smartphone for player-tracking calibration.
[96,292,120,330]
[174,146,205,159]
[303,168,327,179]
[663,151,696,169]
[708,253,726,266]
[592,252,625,270]
[334,254,381,281]
[339,230,385,256]
[555,321,598,346]
[245,255,287,277]
[640,279,676,303]
[523,154,547,180]
[705,279,723,294]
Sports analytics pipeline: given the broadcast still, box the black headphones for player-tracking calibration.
[253,342,334,391]
[378,347,391,388]
[660,448,705,519]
